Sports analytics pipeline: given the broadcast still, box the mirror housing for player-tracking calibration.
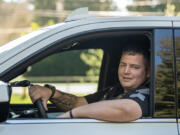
[0,81,10,122]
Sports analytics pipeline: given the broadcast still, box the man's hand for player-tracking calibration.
[29,85,88,112]
[29,85,52,111]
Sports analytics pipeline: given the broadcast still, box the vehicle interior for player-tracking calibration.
[4,29,152,119]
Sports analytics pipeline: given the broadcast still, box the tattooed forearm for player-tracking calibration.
[50,92,78,111]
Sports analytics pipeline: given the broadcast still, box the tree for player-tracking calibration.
[127,0,166,13]
[25,50,90,76]
[174,32,180,116]
[33,0,59,26]
[26,0,116,79]
[164,2,180,16]
[155,33,176,117]
[63,0,117,11]
[0,2,32,46]
[80,49,103,76]
[127,0,180,15]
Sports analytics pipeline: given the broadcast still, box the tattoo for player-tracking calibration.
[50,91,77,111]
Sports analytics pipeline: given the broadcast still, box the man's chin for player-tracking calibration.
[121,82,132,87]
[121,84,133,90]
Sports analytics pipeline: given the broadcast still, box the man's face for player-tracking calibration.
[118,53,150,92]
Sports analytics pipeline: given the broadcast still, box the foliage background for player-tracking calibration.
[1,0,180,104]
[1,0,180,78]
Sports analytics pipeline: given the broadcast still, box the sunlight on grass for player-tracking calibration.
[10,93,87,104]
[10,82,95,104]
[10,94,32,104]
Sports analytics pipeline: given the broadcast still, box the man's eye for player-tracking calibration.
[120,64,126,67]
[133,66,140,69]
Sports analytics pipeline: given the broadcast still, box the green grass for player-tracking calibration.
[10,94,32,104]
[10,93,87,104]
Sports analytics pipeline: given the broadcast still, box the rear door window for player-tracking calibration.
[174,29,180,117]
[154,29,176,117]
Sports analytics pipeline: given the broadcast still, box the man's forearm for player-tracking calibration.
[50,90,88,111]
[59,99,142,122]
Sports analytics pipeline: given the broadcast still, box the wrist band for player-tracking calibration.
[69,110,74,118]
[44,84,56,99]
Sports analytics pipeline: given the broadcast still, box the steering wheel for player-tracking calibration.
[34,99,48,118]
[10,80,48,118]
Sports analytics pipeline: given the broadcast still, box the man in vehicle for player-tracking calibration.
[29,46,150,122]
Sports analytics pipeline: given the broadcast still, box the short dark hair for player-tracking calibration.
[121,44,150,70]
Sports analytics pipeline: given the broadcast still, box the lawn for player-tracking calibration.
[10,94,32,104]
[10,93,87,104]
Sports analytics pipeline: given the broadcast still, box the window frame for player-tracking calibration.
[6,28,154,119]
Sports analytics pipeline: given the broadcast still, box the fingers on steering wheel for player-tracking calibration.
[42,99,48,111]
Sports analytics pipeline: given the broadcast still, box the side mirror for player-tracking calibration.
[0,81,10,122]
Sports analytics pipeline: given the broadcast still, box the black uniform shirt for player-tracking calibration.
[85,84,149,117]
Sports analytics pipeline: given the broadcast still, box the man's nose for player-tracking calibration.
[124,66,130,73]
